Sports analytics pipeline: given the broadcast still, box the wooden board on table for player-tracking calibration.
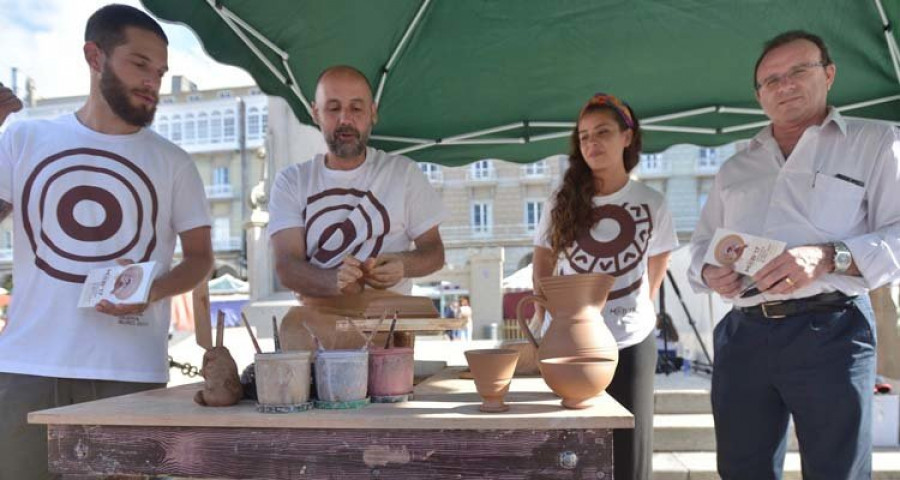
[29,370,633,431]
[300,289,440,319]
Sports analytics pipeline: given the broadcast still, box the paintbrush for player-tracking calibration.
[272,315,281,352]
[385,310,398,349]
[240,312,262,355]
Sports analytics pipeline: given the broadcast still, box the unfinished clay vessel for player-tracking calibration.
[464,349,519,413]
[539,356,617,409]
[515,273,619,403]
[194,315,242,407]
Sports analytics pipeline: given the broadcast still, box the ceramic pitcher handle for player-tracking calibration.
[516,295,547,349]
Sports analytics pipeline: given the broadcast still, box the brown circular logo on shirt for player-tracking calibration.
[565,203,653,300]
[21,148,158,283]
[303,188,390,267]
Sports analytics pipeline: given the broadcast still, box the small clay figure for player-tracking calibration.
[194,312,243,407]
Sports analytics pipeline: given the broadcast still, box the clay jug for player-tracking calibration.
[515,273,619,364]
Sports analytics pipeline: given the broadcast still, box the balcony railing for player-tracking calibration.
[466,168,497,182]
[205,184,235,199]
[440,223,537,242]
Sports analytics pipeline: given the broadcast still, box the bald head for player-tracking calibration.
[315,65,374,104]
[312,65,378,162]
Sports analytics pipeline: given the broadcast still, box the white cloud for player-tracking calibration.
[0,0,253,100]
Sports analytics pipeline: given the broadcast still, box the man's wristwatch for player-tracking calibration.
[831,241,852,274]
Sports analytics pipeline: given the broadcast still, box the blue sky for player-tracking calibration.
[0,0,253,99]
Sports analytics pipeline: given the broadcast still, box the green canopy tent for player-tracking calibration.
[142,0,900,166]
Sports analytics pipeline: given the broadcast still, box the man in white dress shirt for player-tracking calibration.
[689,30,900,480]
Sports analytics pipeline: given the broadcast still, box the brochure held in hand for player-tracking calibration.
[78,261,158,308]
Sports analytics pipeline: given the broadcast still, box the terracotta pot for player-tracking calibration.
[539,356,617,409]
[464,349,519,413]
[514,273,619,406]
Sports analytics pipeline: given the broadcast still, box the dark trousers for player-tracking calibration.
[607,332,657,480]
[711,296,875,480]
[0,373,165,480]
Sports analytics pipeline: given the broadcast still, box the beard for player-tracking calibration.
[100,62,157,127]
[326,124,370,158]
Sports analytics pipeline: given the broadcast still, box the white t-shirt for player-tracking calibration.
[535,179,678,349]
[268,147,447,294]
[0,114,211,383]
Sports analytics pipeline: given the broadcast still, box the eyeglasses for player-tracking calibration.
[755,61,826,92]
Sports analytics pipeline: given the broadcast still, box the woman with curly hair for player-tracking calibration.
[532,92,678,480]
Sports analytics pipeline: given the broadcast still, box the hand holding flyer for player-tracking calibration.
[703,228,786,276]
[78,261,159,308]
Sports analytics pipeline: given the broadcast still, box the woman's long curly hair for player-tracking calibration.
[547,102,643,257]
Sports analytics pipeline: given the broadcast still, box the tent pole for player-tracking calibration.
[375,0,434,104]
[282,59,314,118]
[874,0,900,86]
[371,135,432,144]
[643,125,717,134]
[836,94,900,112]
[643,106,717,124]
[205,0,313,118]
[442,122,526,143]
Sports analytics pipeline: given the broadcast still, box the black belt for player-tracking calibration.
[736,291,856,319]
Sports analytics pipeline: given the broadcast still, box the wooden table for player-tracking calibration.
[29,368,633,479]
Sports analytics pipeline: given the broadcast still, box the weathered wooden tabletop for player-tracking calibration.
[30,368,633,479]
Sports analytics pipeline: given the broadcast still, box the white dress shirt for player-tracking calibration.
[688,108,900,306]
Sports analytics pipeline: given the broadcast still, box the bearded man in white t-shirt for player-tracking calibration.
[0,5,213,478]
[269,66,447,298]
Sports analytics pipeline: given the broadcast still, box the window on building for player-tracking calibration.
[523,160,548,176]
[217,91,233,99]
[471,202,492,234]
[170,114,182,142]
[187,94,202,102]
[184,114,195,144]
[640,153,666,173]
[223,109,236,142]
[418,163,442,182]
[525,201,544,232]
[261,106,268,134]
[471,160,493,180]
[155,116,169,139]
[197,112,209,142]
[247,107,260,140]
[698,147,720,169]
[213,166,229,185]
[249,88,261,96]
[210,111,222,143]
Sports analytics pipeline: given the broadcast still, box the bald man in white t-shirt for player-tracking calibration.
[269,66,447,298]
